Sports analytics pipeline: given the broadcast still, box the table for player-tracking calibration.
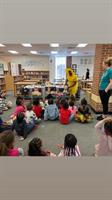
[14,81,37,96]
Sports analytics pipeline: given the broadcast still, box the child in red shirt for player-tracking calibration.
[33,98,42,118]
[59,101,71,124]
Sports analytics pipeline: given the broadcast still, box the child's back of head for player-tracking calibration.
[0,142,8,156]
[27,103,33,111]
[28,137,46,156]
[48,98,54,105]
[33,98,40,106]
[63,133,78,156]
[69,101,75,107]
[0,130,15,149]
[63,101,69,110]
[81,98,87,106]
[104,119,112,137]
[16,99,22,106]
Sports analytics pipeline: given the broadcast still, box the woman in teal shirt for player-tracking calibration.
[97,58,112,120]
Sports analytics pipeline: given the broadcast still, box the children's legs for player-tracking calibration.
[26,122,35,135]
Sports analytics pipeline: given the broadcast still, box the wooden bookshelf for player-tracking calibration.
[0,76,6,93]
[22,70,49,81]
[5,74,24,91]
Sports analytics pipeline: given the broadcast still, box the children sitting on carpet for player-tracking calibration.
[28,137,56,157]
[57,133,81,157]
[95,117,112,156]
[75,98,92,123]
[25,103,41,124]
[33,98,42,119]
[0,130,24,156]
[12,112,35,140]
[44,98,59,121]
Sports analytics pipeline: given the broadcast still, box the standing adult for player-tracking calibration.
[85,68,90,80]
[66,67,78,97]
[97,58,112,120]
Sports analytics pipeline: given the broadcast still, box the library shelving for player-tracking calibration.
[22,70,49,81]
[0,76,6,93]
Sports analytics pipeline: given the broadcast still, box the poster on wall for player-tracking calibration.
[0,63,4,75]
[11,63,19,76]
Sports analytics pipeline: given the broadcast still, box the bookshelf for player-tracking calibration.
[22,70,49,81]
[0,76,6,93]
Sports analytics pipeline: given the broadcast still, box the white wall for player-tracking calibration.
[0,55,50,71]
[72,56,94,79]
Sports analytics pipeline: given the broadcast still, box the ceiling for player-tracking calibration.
[0,44,95,57]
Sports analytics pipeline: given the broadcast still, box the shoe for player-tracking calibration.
[96,115,105,120]
[19,137,24,141]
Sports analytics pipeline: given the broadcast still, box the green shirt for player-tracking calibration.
[99,68,112,90]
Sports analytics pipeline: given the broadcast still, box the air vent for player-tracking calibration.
[21,54,28,56]
[67,47,75,49]
[0,51,5,54]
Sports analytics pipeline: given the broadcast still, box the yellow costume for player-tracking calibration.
[66,68,78,96]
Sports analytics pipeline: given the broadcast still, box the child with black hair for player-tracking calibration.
[11,97,26,119]
[25,103,41,124]
[57,133,81,157]
[28,137,56,157]
[0,142,7,156]
[33,98,42,118]
[95,117,112,156]
[44,98,59,120]
[12,112,35,140]
[59,101,72,124]
[0,130,24,156]
[75,98,92,123]
[69,100,77,116]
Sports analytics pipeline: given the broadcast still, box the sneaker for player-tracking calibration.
[96,115,105,120]
[19,137,24,141]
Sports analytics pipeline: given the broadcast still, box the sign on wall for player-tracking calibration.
[0,63,4,75]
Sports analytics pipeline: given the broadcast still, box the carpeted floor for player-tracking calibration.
[1,91,99,156]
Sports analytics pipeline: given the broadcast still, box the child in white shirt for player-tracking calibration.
[25,103,41,124]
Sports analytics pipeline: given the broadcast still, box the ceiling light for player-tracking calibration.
[71,51,78,54]
[50,43,59,47]
[30,51,38,54]
[77,44,88,47]
[8,50,19,54]
[22,43,32,47]
[0,44,5,47]
[51,51,58,54]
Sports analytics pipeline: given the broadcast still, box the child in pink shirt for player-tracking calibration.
[0,130,24,156]
[69,100,77,116]
[11,97,26,119]
[57,134,81,157]
[95,117,112,156]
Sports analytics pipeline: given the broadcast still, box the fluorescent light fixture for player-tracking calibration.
[51,51,58,54]
[0,44,5,47]
[77,44,88,47]
[71,51,78,55]
[50,43,59,47]
[22,43,32,47]
[30,51,38,54]
[8,50,19,54]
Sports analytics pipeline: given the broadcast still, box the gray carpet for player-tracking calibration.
[1,91,99,156]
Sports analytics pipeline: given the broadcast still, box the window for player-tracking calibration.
[55,57,66,80]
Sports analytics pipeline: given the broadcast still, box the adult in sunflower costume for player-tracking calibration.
[66,67,78,96]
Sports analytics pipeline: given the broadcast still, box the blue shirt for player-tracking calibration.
[99,68,112,90]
